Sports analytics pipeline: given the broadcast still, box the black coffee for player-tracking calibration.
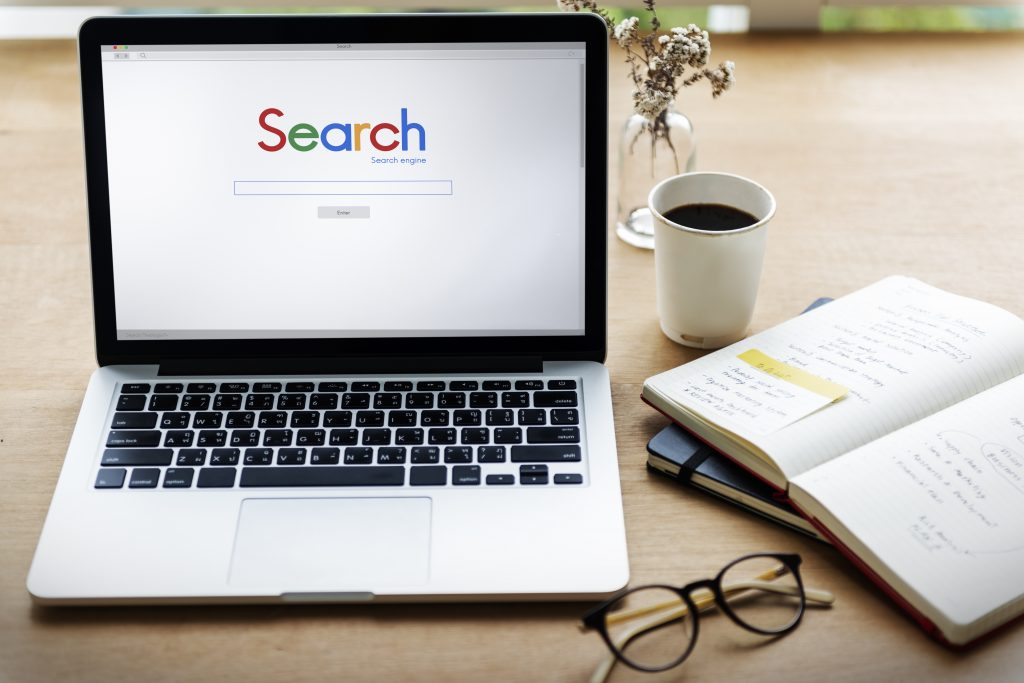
[662,203,759,231]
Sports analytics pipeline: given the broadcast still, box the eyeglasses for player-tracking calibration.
[578,553,835,680]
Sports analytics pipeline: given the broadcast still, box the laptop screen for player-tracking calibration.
[99,42,587,341]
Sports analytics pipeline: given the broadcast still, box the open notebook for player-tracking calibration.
[641,276,1024,646]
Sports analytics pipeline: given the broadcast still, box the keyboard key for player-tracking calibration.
[192,411,223,428]
[219,382,250,393]
[148,394,179,411]
[120,383,151,394]
[177,448,207,466]
[518,409,546,425]
[197,430,227,447]
[444,446,473,463]
[494,428,523,444]
[416,381,445,391]
[395,428,424,445]
[352,381,381,392]
[477,446,506,463]
[330,429,359,446]
[246,394,275,410]
[210,448,240,466]
[526,427,580,444]
[470,392,497,408]
[384,381,413,392]
[511,445,582,463]
[534,391,578,407]
[554,473,584,485]
[129,468,160,488]
[243,448,274,465]
[514,380,544,390]
[377,447,407,464]
[483,380,511,391]
[460,428,489,445]
[231,430,261,447]
[106,430,161,448]
[164,430,194,447]
[253,382,282,393]
[154,383,184,394]
[111,412,158,429]
[309,393,339,409]
[263,429,293,446]
[163,468,195,488]
[258,411,287,428]
[373,393,402,409]
[311,447,341,465]
[116,395,146,411]
[551,409,579,425]
[453,409,482,426]
[411,446,440,464]
[241,466,405,487]
[449,381,478,391]
[428,428,456,445]
[437,392,466,408]
[278,448,307,465]
[342,393,371,409]
[180,394,210,411]
[547,379,577,390]
[388,410,417,427]
[344,447,373,464]
[486,474,515,485]
[486,409,514,426]
[95,468,126,488]
[101,448,173,466]
[278,394,306,410]
[406,393,434,409]
[290,411,320,428]
[501,392,530,408]
[452,465,481,486]
[187,383,217,393]
[520,464,549,485]
[296,429,326,446]
[362,428,391,446]
[409,465,446,486]
[160,412,190,428]
[356,410,385,427]
[324,410,354,427]
[198,468,236,488]
[420,410,449,426]
[213,394,242,411]
[285,382,315,392]
[317,382,347,392]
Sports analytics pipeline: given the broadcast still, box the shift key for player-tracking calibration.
[510,445,581,462]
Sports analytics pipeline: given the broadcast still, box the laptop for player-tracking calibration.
[28,13,629,603]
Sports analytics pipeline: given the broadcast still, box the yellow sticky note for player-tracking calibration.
[738,349,848,402]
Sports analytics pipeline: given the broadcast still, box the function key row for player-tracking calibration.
[121,379,577,395]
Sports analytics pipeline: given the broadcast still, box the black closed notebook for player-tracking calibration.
[645,298,833,542]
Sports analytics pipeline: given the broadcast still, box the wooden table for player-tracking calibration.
[3,32,1024,682]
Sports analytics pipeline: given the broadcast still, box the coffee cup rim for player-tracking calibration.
[648,171,777,236]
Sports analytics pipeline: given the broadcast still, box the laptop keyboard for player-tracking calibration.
[95,378,586,490]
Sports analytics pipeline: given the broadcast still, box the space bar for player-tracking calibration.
[240,466,405,487]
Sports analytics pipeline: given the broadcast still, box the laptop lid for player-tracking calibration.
[78,14,608,372]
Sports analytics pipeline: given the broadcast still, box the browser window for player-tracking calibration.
[100,43,587,340]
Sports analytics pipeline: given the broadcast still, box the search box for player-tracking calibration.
[233,180,453,196]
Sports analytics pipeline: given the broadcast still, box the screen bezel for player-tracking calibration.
[78,13,608,367]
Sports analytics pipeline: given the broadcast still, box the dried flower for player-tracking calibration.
[559,0,734,122]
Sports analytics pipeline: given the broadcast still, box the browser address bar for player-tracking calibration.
[233,180,453,196]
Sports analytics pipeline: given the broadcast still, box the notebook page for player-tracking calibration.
[645,277,1024,479]
[790,373,1024,634]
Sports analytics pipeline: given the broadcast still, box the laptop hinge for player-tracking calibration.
[157,356,545,377]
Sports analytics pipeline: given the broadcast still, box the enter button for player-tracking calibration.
[317,206,370,219]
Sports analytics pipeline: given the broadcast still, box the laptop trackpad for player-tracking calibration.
[229,497,431,590]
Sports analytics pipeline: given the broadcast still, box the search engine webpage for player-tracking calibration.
[101,43,586,339]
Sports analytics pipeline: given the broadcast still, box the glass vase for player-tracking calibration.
[615,106,696,250]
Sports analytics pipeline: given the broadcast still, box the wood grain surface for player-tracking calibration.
[2,33,1024,683]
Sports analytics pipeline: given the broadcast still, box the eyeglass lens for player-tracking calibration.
[719,555,803,632]
[603,586,694,671]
